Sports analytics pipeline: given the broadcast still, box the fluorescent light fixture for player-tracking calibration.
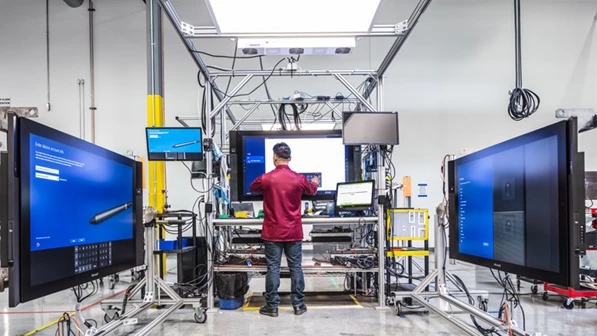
[261,123,337,131]
[206,0,383,34]
[238,37,355,55]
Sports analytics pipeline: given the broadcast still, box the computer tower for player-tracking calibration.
[180,236,208,289]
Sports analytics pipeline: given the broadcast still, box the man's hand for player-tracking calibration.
[311,176,320,186]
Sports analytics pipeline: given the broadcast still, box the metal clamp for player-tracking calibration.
[180,21,194,35]
[122,318,138,326]
[203,138,213,152]
[395,20,409,34]
[143,292,154,303]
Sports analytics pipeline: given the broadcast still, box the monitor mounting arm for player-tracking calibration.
[556,108,597,133]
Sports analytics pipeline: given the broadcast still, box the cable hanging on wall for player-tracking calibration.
[508,0,540,121]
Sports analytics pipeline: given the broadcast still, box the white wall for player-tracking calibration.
[1,0,596,243]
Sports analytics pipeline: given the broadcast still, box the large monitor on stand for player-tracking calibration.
[448,118,586,289]
[7,115,144,307]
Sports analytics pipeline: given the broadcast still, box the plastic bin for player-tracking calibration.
[219,296,244,310]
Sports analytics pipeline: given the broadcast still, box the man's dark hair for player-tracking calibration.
[273,142,291,160]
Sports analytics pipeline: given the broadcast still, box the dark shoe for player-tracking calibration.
[293,304,307,315]
[259,305,278,317]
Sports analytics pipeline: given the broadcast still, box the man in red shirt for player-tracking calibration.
[249,142,319,317]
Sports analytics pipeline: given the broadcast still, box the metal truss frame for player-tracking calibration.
[149,0,433,317]
[392,216,535,336]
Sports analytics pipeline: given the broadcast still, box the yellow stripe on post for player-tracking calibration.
[147,94,167,276]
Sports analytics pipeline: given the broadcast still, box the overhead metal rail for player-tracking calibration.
[180,22,410,38]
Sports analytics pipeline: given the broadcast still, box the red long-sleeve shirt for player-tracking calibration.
[249,165,319,242]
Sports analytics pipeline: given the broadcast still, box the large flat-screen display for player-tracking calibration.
[7,115,143,306]
[448,118,586,289]
[229,130,361,201]
[146,127,203,161]
[342,112,400,145]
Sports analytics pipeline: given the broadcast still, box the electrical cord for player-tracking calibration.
[121,283,137,315]
[490,270,526,331]
[181,161,216,194]
[56,313,78,336]
[450,274,499,335]
[71,280,98,303]
[277,103,301,130]
[440,154,452,211]
[258,56,278,119]
[209,58,287,99]
[198,84,216,138]
[190,50,262,59]
[508,87,540,121]
[224,41,239,97]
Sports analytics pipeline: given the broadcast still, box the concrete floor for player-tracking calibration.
[2,257,597,336]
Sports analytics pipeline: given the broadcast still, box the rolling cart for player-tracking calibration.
[541,245,597,309]
[542,281,597,309]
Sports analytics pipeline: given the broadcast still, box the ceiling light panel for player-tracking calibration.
[206,0,383,34]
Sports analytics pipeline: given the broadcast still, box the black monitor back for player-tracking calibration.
[0,151,8,267]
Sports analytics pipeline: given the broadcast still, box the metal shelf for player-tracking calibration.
[153,246,196,255]
[213,264,379,273]
[213,217,378,226]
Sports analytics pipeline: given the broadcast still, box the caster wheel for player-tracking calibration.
[517,279,521,291]
[133,271,145,281]
[542,292,549,301]
[194,310,207,324]
[531,285,538,294]
[115,274,120,282]
[581,299,587,309]
[563,299,574,310]
[104,311,119,323]
[109,279,116,290]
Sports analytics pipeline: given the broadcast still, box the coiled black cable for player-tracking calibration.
[508,87,540,121]
[278,103,301,130]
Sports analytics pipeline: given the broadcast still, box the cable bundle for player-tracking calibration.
[508,87,540,121]
[508,0,540,121]
[71,281,99,303]
[56,313,80,336]
[277,103,303,130]
[491,270,526,331]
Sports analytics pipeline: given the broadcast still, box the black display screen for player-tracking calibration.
[449,119,584,288]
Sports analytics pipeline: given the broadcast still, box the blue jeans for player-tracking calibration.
[263,241,305,308]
